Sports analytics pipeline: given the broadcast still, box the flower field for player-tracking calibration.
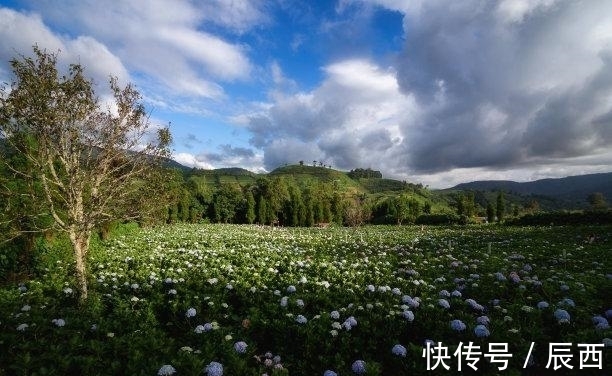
[1,224,610,375]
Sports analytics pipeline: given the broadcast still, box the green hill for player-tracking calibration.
[183,164,429,197]
[269,165,362,192]
[186,167,259,187]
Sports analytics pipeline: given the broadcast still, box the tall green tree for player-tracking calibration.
[587,192,607,211]
[486,201,495,223]
[257,195,268,225]
[0,47,171,301]
[244,189,256,224]
[212,183,243,223]
[393,194,410,225]
[496,191,505,222]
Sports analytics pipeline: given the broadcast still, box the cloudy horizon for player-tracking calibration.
[1,0,611,188]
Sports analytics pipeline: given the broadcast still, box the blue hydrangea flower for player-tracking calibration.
[554,309,571,323]
[537,301,549,309]
[593,315,609,330]
[330,310,340,320]
[205,361,223,376]
[438,299,450,309]
[450,319,466,331]
[296,314,308,324]
[185,308,196,318]
[342,316,357,330]
[351,360,366,374]
[392,344,407,357]
[233,341,248,354]
[476,315,490,326]
[402,310,415,322]
[323,370,338,376]
[474,324,490,338]
[158,364,176,375]
[402,295,420,308]
[287,285,296,293]
[465,298,484,311]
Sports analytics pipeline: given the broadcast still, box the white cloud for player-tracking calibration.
[0,7,129,90]
[198,0,270,34]
[247,58,416,171]
[14,0,254,100]
[172,152,214,170]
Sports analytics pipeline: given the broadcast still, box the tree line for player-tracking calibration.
[159,171,432,228]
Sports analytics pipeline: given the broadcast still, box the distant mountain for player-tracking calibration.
[450,172,612,209]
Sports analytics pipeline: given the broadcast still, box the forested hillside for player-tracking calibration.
[161,164,436,227]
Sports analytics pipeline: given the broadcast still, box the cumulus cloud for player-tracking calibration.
[0,8,129,88]
[246,59,416,171]
[11,0,255,101]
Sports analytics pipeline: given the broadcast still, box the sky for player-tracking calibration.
[1,0,612,188]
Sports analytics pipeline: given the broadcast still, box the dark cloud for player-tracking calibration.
[391,0,612,173]
[204,144,255,162]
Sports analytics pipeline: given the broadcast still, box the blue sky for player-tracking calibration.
[1,0,612,188]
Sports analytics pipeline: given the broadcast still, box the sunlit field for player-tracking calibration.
[1,224,610,375]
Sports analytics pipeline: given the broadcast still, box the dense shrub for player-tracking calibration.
[506,210,612,226]
[415,213,462,225]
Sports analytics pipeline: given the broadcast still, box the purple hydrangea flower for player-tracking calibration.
[205,361,223,376]
[351,360,366,374]
[185,308,196,318]
[234,341,248,354]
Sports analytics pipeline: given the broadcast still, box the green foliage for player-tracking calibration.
[348,168,383,179]
[415,213,462,225]
[587,192,608,211]
[486,201,496,223]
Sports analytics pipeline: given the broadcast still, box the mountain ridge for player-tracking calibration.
[449,172,612,209]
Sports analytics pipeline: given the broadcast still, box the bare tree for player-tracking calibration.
[0,47,171,301]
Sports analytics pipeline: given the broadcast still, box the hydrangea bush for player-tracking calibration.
[0,224,610,375]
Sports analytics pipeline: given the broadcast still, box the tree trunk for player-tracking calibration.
[69,230,91,302]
